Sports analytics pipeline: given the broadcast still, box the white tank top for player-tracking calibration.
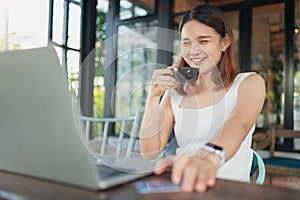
[170,72,256,182]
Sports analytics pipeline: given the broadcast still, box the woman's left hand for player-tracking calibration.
[154,152,220,192]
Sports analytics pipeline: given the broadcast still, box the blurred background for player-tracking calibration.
[0,0,299,152]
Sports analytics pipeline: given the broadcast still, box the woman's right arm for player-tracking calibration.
[140,68,178,160]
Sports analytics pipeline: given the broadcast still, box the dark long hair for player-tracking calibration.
[178,4,239,90]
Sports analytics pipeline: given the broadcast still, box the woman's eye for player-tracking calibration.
[182,41,191,46]
[199,40,208,44]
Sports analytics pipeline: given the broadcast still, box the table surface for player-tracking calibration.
[0,170,300,200]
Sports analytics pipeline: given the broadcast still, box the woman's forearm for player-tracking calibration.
[140,96,165,159]
[140,92,175,160]
[139,68,177,160]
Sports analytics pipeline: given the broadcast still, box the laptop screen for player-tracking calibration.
[0,46,100,189]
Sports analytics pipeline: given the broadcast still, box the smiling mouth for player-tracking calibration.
[190,57,206,63]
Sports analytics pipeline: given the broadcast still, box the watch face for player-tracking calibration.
[206,142,223,151]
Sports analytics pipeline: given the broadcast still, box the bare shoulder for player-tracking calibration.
[240,73,265,90]
[243,73,264,83]
[239,73,266,99]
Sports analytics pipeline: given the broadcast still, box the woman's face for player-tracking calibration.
[180,20,230,75]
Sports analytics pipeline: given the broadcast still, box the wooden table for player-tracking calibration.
[0,170,299,200]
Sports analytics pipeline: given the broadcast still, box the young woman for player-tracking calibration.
[140,4,265,192]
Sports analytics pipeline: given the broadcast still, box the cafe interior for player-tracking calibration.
[1,0,300,195]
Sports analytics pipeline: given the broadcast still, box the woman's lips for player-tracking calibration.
[190,57,206,65]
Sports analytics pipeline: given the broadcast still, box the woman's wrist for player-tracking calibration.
[196,149,220,167]
[197,143,226,169]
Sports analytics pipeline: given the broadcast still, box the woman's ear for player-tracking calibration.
[221,33,231,52]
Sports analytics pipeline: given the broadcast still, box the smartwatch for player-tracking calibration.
[201,142,226,169]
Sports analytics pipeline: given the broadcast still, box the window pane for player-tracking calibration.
[115,21,158,117]
[173,1,243,14]
[225,11,239,52]
[0,0,48,51]
[94,0,108,118]
[53,46,63,66]
[67,50,80,93]
[173,0,204,14]
[172,14,182,64]
[209,0,243,6]
[251,3,284,127]
[97,0,109,12]
[53,0,64,45]
[72,0,81,3]
[68,3,81,49]
[119,0,155,20]
[295,0,300,134]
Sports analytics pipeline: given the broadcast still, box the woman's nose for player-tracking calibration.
[190,42,202,55]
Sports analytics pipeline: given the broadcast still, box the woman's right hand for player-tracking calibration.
[154,152,219,192]
[148,67,178,97]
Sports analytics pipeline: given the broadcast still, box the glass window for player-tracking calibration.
[94,1,108,118]
[295,0,300,129]
[52,0,64,45]
[173,0,204,14]
[97,0,109,12]
[173,0,243,14]
[294,0,300,149]
[67,50,80,94]
[225,11,239,52]
[119,0,156,20]
[68,3,81,49]
[0,0,48,51]
[53,46,63,66]
[209,0,243,6]
[251,3,284,127]
[50,0,81,94]
[115,21,158,117]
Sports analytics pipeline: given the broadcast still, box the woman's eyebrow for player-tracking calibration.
[197,35,212,39]
[181,37,190,41]
[181,35,212,41]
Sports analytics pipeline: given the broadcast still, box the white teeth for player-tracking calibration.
[191,57,206,62]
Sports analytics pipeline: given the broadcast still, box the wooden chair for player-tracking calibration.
[263,128,300,183]
[252,127,273,150]
[253,128,300,184]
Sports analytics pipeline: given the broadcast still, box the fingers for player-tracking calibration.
[152,77,177,89]
[180,162,198,192]
[157,155,217,193]
[167,65,179,70]
[153,69,176,83]
[171,155,190,184]
[194,164,216,192]
[148,68,178,97]
[153,68,174,79]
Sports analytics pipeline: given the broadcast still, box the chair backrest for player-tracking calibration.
[270,128,300,156]
[125,112,143,158]
[252,127,273,150]
[79,112,143,158]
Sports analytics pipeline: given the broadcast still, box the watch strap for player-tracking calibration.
[201,142,226,169]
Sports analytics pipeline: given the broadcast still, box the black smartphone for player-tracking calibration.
[173,67,199,83]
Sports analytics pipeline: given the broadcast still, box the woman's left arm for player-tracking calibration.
[213,73,265,160]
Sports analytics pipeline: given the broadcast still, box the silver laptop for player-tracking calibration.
[0,46,154,190]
